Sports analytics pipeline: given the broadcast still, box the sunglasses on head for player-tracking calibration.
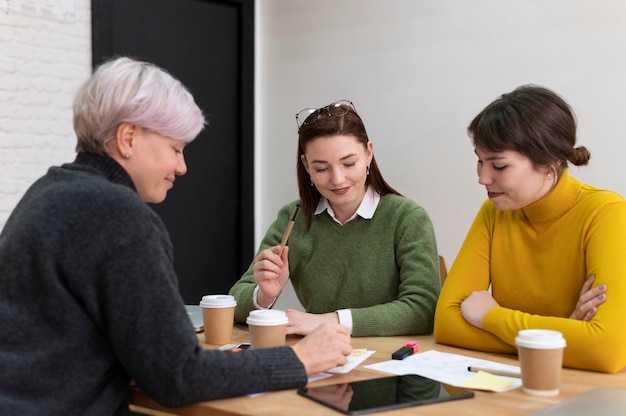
[295,100,356,128]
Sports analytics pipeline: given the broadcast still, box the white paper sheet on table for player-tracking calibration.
[326,348,375,374]
[306,349,375,382]
[308,349,375,382]
[250,349,376,397]
[364,350,522,392]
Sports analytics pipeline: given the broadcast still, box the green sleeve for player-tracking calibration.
[350,200,440,336]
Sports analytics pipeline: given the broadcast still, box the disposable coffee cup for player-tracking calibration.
[246,310,289,349]
[515,329,567,396]
[199,295,237,345]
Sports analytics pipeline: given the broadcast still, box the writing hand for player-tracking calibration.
[569,275,607,321]
[292,322,352,375]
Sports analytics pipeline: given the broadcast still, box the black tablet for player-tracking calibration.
[297,374,474,415]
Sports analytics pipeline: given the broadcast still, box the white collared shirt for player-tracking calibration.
[314,186,380,224]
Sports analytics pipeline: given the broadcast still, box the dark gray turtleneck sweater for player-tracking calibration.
[0,152,306,415]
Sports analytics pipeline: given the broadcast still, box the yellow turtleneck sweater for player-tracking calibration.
[434,169,626,373]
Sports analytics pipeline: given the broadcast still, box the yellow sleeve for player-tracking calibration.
[483,200,626,373]
[434,201,515,353]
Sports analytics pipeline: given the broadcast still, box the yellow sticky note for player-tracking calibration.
[350,348,367,357]
[457,370,515,392]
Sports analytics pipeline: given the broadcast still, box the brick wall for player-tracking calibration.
[0,0,91,230]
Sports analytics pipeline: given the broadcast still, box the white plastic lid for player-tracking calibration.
[515,329,567,349]
[246,309,288,326]
[199,294,237,308]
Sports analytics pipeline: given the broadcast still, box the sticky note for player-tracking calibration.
[457,370,515,392]
[351,348,367,357]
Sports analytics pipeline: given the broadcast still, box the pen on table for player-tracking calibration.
[277,203,301,256]
[467,366,521,378]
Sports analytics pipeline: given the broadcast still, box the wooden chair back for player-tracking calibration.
[438,255,448,286]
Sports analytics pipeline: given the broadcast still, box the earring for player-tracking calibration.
[366,165,370,176]
[124,152,131,159]
[310,177,314,187]
[547,173,551,181]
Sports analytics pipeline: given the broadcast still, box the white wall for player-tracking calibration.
[0,1,91,229]
[257,0,626,309]
[2,1,625,308]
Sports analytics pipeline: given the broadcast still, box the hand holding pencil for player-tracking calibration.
[253,204,301,306]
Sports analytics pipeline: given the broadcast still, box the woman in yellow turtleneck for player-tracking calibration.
[434,85,626,374]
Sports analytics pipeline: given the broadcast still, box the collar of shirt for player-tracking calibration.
[314,186,380,224]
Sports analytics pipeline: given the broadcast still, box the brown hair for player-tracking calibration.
[468,85,590,176]
[296,102,400,230]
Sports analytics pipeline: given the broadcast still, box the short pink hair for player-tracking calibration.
[73,56,206,154]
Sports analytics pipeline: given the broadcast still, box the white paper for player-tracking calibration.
[249,349,375,397]
[365,350,522,391]
[325,349,375,374]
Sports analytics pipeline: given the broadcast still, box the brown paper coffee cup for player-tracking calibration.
[515,329,566,396]
[200,295,237,345]
[246,310,288,349]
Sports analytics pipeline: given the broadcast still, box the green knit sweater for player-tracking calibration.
[230,194,440,336]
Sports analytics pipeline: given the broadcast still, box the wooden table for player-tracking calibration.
[128,326,626,416]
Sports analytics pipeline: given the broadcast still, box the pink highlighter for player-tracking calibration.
[391,341,419,360]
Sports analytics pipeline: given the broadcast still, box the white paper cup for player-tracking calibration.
[515,329,567,396]
[199,295,237,345]
[246,310,289,349]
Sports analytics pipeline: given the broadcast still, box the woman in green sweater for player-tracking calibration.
[230,100,440,337]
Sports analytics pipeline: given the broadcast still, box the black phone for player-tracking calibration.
[297,374,474,415]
